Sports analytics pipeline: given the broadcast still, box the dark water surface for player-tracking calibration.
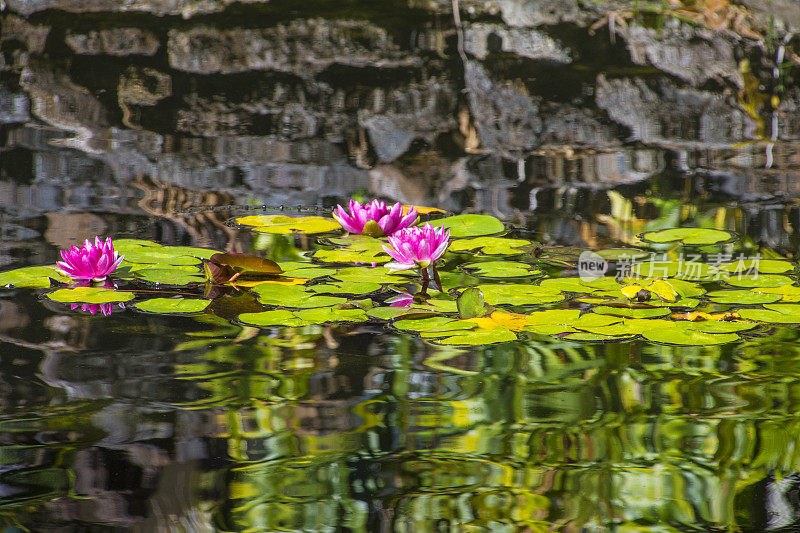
[2,0,800,530]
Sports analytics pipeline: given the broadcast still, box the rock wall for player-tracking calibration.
[1,0,798,239]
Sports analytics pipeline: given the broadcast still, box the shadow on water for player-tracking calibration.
[2,0,800,530]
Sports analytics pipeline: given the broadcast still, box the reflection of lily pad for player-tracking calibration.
[428,214,504,238]
[449,237,531,256]
[236,215,341,234]
[134,298,210,314]
[460,261,541,279]
[637,228,736,245]
[48,287,135,304]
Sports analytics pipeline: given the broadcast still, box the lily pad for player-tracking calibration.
[311,238,389,264]
[474,284,565,306]
[332,266,406,284]
[738,304,800,324]
[309,281,382,296]
[641,327,739,346]
[48,287,135,304]
[0,266,71,288]
[706,290,781,305]
[449,237,531,256]
[428,214,505,238]
[134,298,211,314]
[751,285,800,302]
[251,284,347,308]
[460,261,541,279]
[637,228,737,246]
[435,327,518,346]
[720,259,794,274]
[627,261,718,280]
[723,274,794,288]
[236,215,341,234]
[278,262,337,280]
[135,268,205,285]
[593,306,670,319]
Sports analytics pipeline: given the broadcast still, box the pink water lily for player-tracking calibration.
[333,199,418,237]
[56,237,124,281]
[382,223,450,272]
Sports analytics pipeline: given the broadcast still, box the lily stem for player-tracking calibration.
[421,267,430,296]
[431,264,443,292]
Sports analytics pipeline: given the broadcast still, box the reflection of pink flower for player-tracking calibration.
[70,302,123,316]
[57,237,124,281]
[382,223,450,272]
[333,200,418,237]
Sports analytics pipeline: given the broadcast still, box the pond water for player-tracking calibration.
[2,1,800,531]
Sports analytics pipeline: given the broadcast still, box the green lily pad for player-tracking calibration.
[475,284,565,306]
[641,327,739,345]
[539,277,623,294]
[720,259,794,274]
[311,238,389,264]
[236,215,341,234]
[460,261,541,279]
[457,287,487,319]
[435,327,518,346]
[278,262,337,280]
[0,266,71,288]
[122,248,203,266]
[751,285,800,302]
[251,283,347,308]
[134,298,211,314]
[596,248,650,260]
[428,214,505,238]
[332,266,406,284]
[627,261,718,280]
[293,306,368,324]
[592,306,670,319]
[637,228,737,245]
[238,309,308,327]
[309,281,382,296]
[723,274,794,288]
[48,287,135,304]
[563,332,636,342]
[394,316,475,333]
[681,320,756,333]
[706,290,782,305]
[738,304,800,323]
[134,268,205,285]
[449,237,531,255]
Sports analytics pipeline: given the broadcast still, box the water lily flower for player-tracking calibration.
[56,237,124,282]
[382,223,450,272]
[333,199,418,237]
